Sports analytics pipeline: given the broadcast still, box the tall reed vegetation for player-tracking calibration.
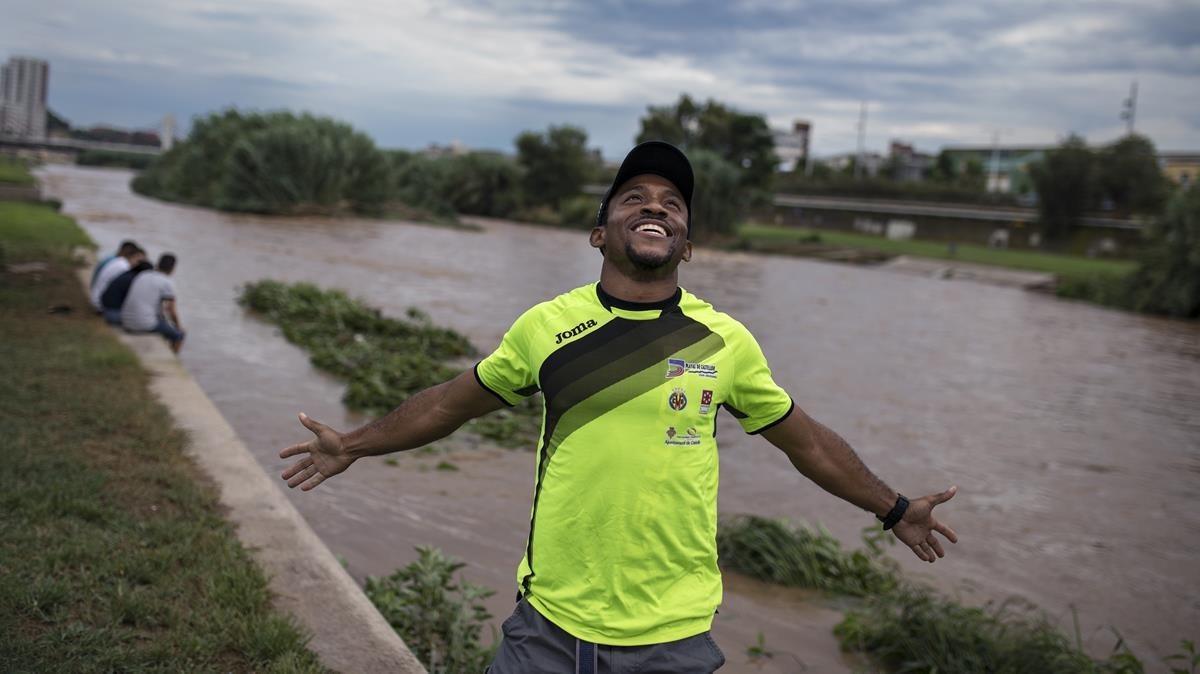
[134,110,390,215]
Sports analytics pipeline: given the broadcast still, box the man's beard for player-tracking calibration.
[625,238,678,272]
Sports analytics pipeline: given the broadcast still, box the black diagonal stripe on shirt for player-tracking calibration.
[539,314,699,404]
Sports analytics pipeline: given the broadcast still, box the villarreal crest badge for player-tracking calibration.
[668,387,688,411]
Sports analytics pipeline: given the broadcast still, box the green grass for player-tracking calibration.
[0,206,324,672]
[738,224,1136,282]
[0,156,35,186]
[0,201,94,265]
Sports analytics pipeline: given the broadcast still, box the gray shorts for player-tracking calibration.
[486,598,726,674]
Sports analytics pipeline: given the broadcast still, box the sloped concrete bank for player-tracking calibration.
[77,269,425,674]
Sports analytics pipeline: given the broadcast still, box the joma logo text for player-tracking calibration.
[554,319,597,344]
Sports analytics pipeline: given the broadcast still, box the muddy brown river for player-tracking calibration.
[41,165,1200,673]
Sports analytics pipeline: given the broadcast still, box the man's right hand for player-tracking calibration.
[279,413,353,491]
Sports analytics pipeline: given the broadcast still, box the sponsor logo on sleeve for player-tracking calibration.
[668,387,688,411]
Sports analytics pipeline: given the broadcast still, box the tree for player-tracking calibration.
[1028,135,1097,242]
[930,150,958,182]
[1125,183,1200,318]
[515,125,594,208]
[688,149,747,240]
[636,95,778,192]
[1098,134,1169,215]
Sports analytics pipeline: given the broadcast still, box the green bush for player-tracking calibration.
[134,109,390,215]
[442,152,525,217]
[556,194,600,229]
[716,515,899,596]
[238,281,473,412]
[365,546,496,674]
[835,586,1146,674]
[238,280,542,445]
[1055,185,1200,319]
[387,150,525,220]
[1124,184,1200,318]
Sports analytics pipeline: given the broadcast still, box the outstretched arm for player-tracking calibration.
[279,370,506,491]
[761,405,958,562]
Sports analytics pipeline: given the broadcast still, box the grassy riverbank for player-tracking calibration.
[0,155,36,186]
[734,223,1136,282]
[0,201,324,670]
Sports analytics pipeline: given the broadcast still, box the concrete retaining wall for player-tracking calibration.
[79,270,424,673]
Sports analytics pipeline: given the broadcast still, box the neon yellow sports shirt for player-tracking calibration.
[474,283,794,646]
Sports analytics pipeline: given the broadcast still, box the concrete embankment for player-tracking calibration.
[77,270,424,674]
[877,254,1056,288]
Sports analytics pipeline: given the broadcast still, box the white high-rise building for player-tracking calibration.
[0,57,49,139]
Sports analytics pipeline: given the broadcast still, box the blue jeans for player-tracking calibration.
[129,317,185,345]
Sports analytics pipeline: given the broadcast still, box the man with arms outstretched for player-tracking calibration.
[280,141,958,673]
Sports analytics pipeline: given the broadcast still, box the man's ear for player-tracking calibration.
[589,227,606,252]
[681,240,693,263]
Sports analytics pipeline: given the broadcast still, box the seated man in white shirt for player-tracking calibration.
[121,253,185,353]
[90,243,146,313]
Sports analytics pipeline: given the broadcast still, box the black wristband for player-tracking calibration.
[877,494,909,530]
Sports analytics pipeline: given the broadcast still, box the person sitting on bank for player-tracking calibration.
[121,253,185,353]
[99,259,153,325]
[91,242,145,313]
[89,239,138,289]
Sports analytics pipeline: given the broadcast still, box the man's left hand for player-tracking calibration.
[891,485,959,563]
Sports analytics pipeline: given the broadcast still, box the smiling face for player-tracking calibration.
[590,173,692,275]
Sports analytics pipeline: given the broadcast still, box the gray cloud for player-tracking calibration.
[1,0,1195,156]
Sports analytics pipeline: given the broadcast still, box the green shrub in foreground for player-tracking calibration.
[716,515,899,596]
[834,586,1147,674]
[365,546,496,674]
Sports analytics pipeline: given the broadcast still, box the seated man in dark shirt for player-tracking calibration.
[100,260,153,325]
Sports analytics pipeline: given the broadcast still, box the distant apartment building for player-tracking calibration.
[0,57,49,139]
[773,119,811,172]
[887,140,934,181]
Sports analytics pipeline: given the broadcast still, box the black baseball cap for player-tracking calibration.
[596,141,694,236]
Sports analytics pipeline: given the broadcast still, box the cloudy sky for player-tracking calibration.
[2,0,1197,158]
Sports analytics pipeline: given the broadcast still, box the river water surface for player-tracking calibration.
[42,166,1200,672]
